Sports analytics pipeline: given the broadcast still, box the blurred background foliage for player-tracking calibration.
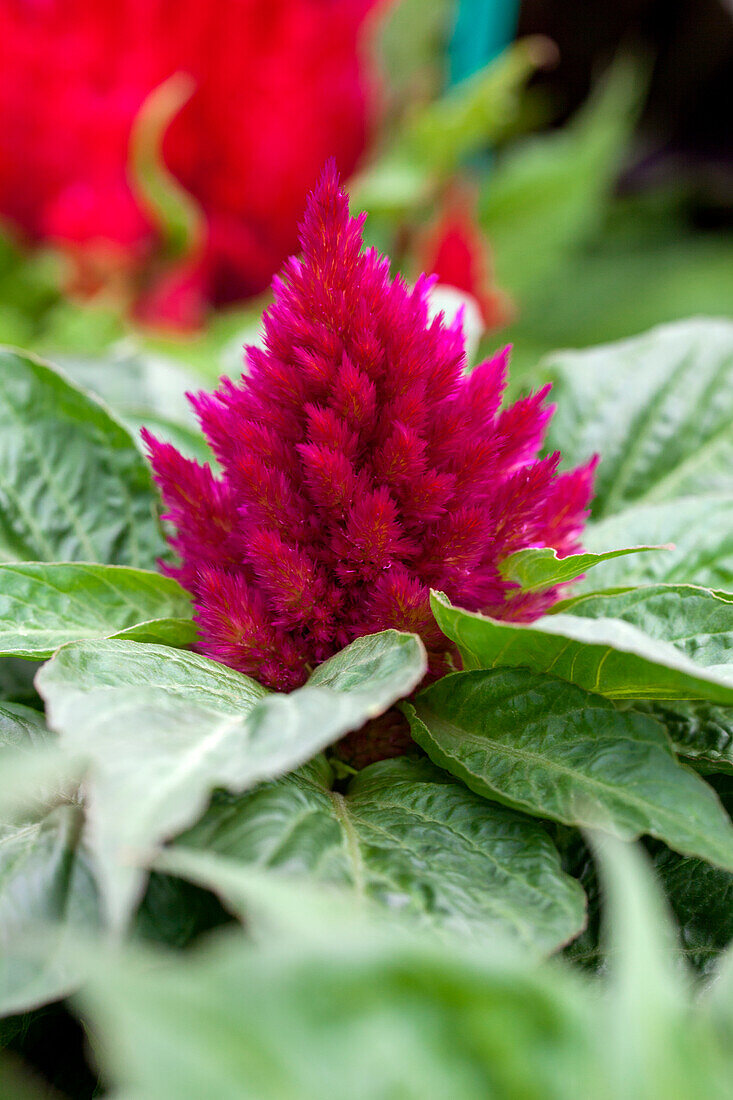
[0,0,729,406]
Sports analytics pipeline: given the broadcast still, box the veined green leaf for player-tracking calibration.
[579,495,733,591]
[176,755,585,953]
[633,700,733,776]
[652,840,733,976]
[543,318,733,520]
[553,584,733,670]
[430,588,733,703]
[72,836,733,1100]
[0,805,100,1015]
[36,632,426,929]
[500,545,667,594]
[0,700,46,747]
[405,668,733,870]
[0,348,166,566]
[75,897,594,1100]
[0,562,195,658]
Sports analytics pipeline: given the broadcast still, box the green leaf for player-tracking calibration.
[479,60,640,298]
[0,805,99,1015]
[73,839,733,1100]
[53,346,200,427]
[591,837,694,1098]
[651,841,733,976]
[579,495,733,591]
[431,588,733,703]
[543,318,733,520]
[0,348,166,566]
[176,755,585,953]
[75,900,595,1100]
[500,544,667,593]
[36,631,426,929]
[405,668,733,870]
[553,585,733,671]
[0,700,46,748]
[0,562,195,658]
[0,699,84,832]
[634,700,733,775]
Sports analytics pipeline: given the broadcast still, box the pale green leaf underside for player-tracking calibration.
[0,562,195,658]
[36,631,426,929]
[406,668,733,871]
[0,347,166,567]
[178,755,585,954]
[431,587,733,703]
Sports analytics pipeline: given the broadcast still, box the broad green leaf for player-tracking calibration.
[553,585,733,672]
[0,700,46,748]
[36,631,426,928]
[0,348,166,566]
[543,318,733,519]
[72,841,733,1100]
[580,495,733,591]
[54,346,199,427]
[176,755,585,953]
[0,805,99,1015]
[651,842,733,976]
[431,588,733,702]
[405,668,733,870]
[76,904,595,1100]
[591,837,694,1098]
[633,700,733,776]
[500,545,666,593]
[0,562,195,658]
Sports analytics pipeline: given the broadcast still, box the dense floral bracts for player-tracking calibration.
[144,165,597,690]
[0,0,383,322]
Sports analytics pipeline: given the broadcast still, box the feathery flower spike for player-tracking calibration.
[144,163,597,692]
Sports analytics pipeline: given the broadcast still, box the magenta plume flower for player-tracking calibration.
[144,165,597,692]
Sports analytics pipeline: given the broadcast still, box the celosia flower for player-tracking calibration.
[144,164,597,691]
[418,187,514,332]
[0,0,383,321]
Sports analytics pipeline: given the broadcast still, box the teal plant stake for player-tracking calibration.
[448,0,522,86]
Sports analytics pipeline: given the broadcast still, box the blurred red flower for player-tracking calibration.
[418,187,514,332]
[0,0,385,323]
